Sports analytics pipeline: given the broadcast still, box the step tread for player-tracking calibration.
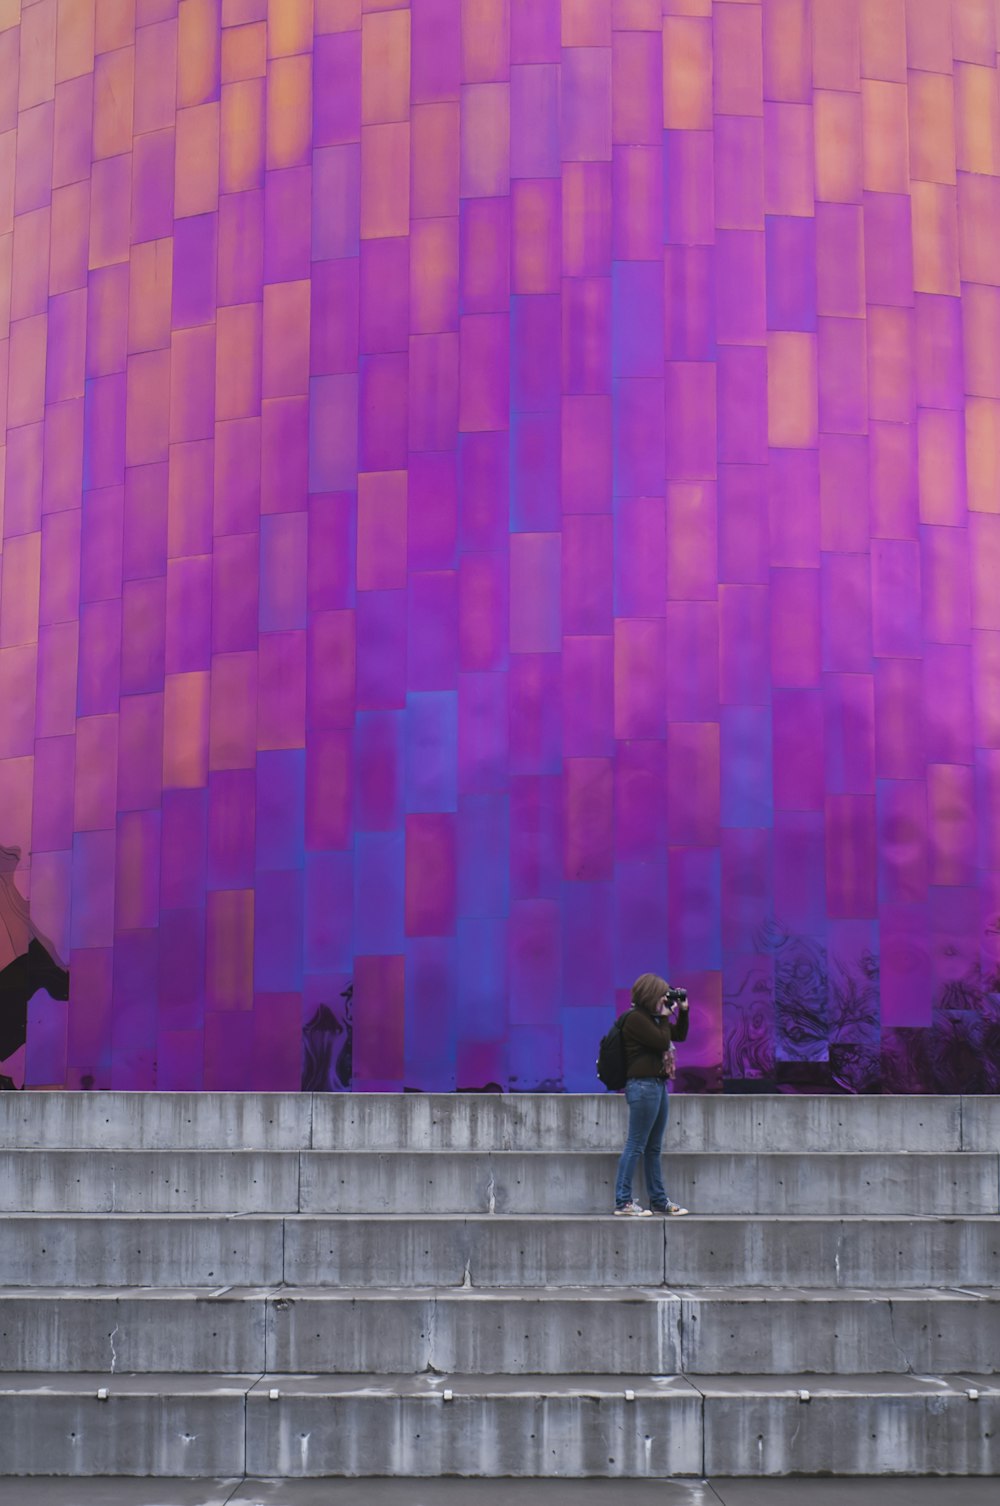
[2,1282,999,1301]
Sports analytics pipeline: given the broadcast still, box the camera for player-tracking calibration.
[664,987,688,1007]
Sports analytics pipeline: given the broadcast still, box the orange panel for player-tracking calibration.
[215,302,262,421]
[662,17,712,130]
[56,0,96,83]
[911,181,960,293]
[174,102,221,217]
[316,0,361,31]
[963,284,1000,399]
[511,178,560,294]
[266,54,312,168]
[814,89,862,203]
[907,68,956,184]
[220,78,265,193]
[92,46,134,161]
[88,151,132,268]
[562,0,612,47]
[861,80,909,192]
[267,0,312,56]
[663,0,712,14]
[127,238,172,353]
[10,206,49,321]
[904,0,953,73]
[0,532,41,649]
[222,21,267,81]
[411,102,460,219]
[410,216,459,333]
[360,120,410,237]
[958,173,1000,286]
[966,397,1000,514]
[917,408,965,525]
[169,324,216,443]
[462,0,509,80]
[952,0,996,63]
[178,0,221,107]
[860,0,907,82]
[764,102,814,216]
[361,6,409,121]
[124,347,171,466]
[763,0,810,103]
[208,652,257,769]
[812,0,860,91]
[714,2,763,116]
[613,0,660,28]
[955,63,999,176]
[7,312,46,427]
[867,305,914,423]
[767,331,818,448]
[205,889,255,1010]
[53,75,94,190]
[95,0,136,55]
[262,279,310,397]
[19,0,57,112]
[357,470,407,589]
[133,18,177,135]
[162,670,210,789]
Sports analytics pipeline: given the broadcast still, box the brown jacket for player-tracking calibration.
[622,1002,690,1079]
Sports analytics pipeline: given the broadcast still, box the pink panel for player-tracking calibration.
[667,722,720,847]
[927,762,976,887]
[770,567,821,687]
[564,757,613,882]
[405,813,456,936]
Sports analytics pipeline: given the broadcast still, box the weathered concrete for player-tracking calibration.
[243,1374,704,1478]
[264,1288,681,1376]
[0,1374,253,1476]
[298,1150,1000,1217]
[4,1147,991,1217]
[0,1094,313,1152]
[701,1374,1000,1476]
[677,1288,1000,1375]
[283,1213,667,1287]
[0,1216,284,1288]
[0,1091,972,1155]
[0,1484,243,1505]
[0,1289,270,1373]
[0,1152,299,1214]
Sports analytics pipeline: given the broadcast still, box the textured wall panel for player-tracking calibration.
[1,0,999,1094]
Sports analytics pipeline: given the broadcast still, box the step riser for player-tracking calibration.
[3,1093,993,1154]
[704,1393,1000,1476]
[0,1394,247,1477]
[0,1219,284,1288]
[284,1218,1000,1291]
[4,1216,999,1289]
[3,1151,995,1217]
[1,1391,997,1477]
[5,1294,999,1377]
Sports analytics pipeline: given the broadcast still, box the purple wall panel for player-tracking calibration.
[5,2,999,1096]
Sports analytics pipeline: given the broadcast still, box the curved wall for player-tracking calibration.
[1,0,999,1092]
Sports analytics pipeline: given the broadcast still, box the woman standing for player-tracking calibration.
[613,972,690,1217]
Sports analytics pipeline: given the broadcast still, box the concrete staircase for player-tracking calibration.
[0,1092,998,1480]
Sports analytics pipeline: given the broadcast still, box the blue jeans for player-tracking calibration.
[614,1077,669,1208]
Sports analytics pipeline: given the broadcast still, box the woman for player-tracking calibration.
[613,972,690,1216]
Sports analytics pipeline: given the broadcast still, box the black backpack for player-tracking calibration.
[596,1014,628,1091]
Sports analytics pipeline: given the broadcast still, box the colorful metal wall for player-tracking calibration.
[2,0,999,1093]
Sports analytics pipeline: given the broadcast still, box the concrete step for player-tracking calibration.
[3,1092,995,1154]
[4,1213,999,1290]
[3,1477,999,1506]
[1,1148,994,1217]
[0,1373,997,1477]
[3,1286,999,1378]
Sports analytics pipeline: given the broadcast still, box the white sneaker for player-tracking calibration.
[613,1201,652,1217]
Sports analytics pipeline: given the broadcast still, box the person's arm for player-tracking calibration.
[670,1001,690,1043]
